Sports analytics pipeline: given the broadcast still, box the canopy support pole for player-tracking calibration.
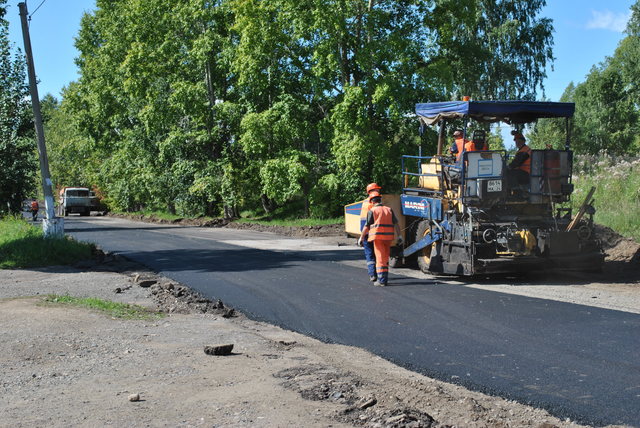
[437,120,446,155]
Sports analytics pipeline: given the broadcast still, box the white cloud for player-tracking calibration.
[586,10,631,32]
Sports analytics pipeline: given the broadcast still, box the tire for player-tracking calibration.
[389,245,404,268]
[415,220,433,274]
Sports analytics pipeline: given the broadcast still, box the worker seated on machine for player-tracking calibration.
[506,132,531,190]
[446,129,489,183]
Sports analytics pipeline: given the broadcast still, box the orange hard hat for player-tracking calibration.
[368,191,381,202]
[366,182,382,193]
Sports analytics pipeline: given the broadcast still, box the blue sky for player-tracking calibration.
[4,1,636,103]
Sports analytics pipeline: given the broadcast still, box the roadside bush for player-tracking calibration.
[572,153,640,241]
[0,216,94,268]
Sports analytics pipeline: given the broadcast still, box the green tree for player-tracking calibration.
[541,2,640,155]
[489,124,505,151]
[527,85,575,150]
[59,0,556,219]
[0,1,37,214]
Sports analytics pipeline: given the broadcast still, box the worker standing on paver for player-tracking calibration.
[358,192,402,286]
[359,183,382,282]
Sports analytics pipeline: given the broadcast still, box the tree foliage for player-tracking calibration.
[0,1,37,214]
[50,0,554,218]
[530,1,640,155]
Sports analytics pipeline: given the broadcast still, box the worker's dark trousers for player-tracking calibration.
[363,237,377,278]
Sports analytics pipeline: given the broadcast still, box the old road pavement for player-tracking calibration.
[64,216,639,427]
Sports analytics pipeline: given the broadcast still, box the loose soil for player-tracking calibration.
[1,218,637,427]
[0,259,589,428]
[107,213,346,237]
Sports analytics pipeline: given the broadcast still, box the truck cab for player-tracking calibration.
[57,187,96,217]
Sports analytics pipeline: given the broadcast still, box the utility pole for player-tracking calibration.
[18,2,64,237]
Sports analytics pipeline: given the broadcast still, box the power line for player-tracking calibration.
[28,0,48,20]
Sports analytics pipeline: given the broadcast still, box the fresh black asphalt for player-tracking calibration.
[64,217,640,426]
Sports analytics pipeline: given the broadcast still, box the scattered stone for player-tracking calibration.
[331,391,343,399]
[138,279,157,288]
[204,344,234,356]
[114,287,122,294]
[128,393,141,402]
[386,414,407,424]
[359,397,377,410]
[278,340,297,346]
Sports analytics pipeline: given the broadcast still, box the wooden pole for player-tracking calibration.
[18,2,64,237]
[566,186,596,232]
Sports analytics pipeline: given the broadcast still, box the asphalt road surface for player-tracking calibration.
[63,216,640,426]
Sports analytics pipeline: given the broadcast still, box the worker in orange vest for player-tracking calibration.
[508,132,531,185]
[359,183,382,282]
[358,192,402,286]
[30,199,39,221]
[449,129,468,161]
[464,129,488,153]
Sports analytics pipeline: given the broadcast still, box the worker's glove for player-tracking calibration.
[357,237,363,247]
[396,237,404,247]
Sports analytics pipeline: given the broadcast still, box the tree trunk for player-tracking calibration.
[223,204,235,220]
[260,193,275,215]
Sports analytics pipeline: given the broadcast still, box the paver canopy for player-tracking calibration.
[415,101,575,125]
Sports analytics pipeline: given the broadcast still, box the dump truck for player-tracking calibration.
[345,100,604,276]
[57,187,96,217]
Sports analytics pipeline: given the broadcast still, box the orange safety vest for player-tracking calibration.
[453,138,466,160]
[30,201,39,210]
[517,144,532,174]
[367,205,395,242]
[464,140,488,153]
[359,200,374,231]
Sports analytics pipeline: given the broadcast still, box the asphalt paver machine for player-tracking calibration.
[393,101,603,276]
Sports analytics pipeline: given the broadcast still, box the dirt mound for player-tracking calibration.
[108,213,230,227]
[107,213,344,237]
[225,222,345,238]
[596,224,640,263]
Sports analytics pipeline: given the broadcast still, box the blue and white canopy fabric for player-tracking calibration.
[415,101,575,125]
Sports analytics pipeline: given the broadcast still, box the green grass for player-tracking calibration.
[42,295,164,320]
[572,154,640,242]
[234,217,342,227]
[122,207,342,227]
[122,210,190,221]
[0,216,95,269]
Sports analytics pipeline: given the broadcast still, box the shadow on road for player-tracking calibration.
[117,246,364,274]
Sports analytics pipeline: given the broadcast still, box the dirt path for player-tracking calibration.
[1,261,597,428]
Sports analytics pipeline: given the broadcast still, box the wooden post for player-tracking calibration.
[566,186,596,232]
[18,2,64,237]
[436,120,446,155]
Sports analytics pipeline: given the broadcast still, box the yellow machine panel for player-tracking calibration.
[418,158,444,191]
[344,194,405,243]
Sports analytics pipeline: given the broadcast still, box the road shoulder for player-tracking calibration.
[0,263,588,428]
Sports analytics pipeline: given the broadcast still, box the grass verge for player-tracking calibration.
[121,210,189,221]
[573,155,640,242]
[234,217,342,227]
[42,295,164,320]
[0,216,94,269]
